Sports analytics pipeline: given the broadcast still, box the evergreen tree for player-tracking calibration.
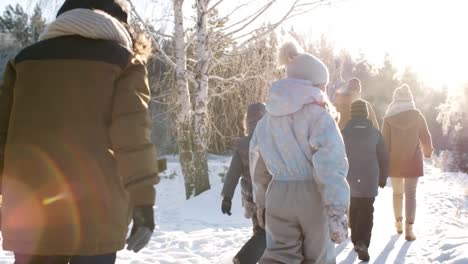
[0,4,46,48]
[29,4,46,44]
[0,4,30,47]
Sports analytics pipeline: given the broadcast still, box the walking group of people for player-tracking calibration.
[222,42,433,264]
[0,0,435,263]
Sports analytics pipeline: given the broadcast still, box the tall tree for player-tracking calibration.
[0,4,46,47]
[0,4,30,47]
[29,4,46,44]
[131,0,332,198]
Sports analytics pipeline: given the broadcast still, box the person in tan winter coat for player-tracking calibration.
[335,78,379,130]
[382,84,433,241]
[0,0,159,263]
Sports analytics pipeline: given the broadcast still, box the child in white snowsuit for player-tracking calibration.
[221,103,267,264]
[250,42,350,264]
[342,100,389,262]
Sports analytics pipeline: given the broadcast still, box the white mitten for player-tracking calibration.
[327,207,348,244]
[243,200,256,219]
[257,207,266,229]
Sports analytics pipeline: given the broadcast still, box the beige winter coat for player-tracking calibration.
[382,110,433,178]
[0,32,158,256]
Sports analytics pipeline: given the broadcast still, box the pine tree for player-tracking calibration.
[0,4,30,47]
[29,4,46,44]
[0,4,46,48]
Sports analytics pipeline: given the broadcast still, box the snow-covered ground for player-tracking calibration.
[0,155,467,263]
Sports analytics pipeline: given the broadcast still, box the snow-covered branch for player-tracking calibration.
[129,1,176,67]
[207,0,225,13]
[129,0,198,85]
[233,0,327,48]
[222,0,277,37]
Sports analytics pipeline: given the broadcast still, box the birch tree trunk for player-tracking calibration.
[173,0,208,199]
[190,0,211,196]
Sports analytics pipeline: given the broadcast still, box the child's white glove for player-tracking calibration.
[257,207,266,229]
[243,200,256,219]
[327,207,348,244]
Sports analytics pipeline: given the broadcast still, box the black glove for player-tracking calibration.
[157,159,167,172]
[379,180,386,188]
[221,197,232,216]
[127,205,155,253]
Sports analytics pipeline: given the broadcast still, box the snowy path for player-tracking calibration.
[0,156,467,263]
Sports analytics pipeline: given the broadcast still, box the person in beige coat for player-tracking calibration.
[335,78,379,130]
[382,84,433,241]
[0,0,159,263]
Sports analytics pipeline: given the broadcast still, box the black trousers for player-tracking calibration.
[349,197,375,248]
[14,253,116,264]
[234,214,267,264]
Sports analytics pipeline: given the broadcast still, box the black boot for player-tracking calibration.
[233,230,266,264]
[355,241,370,262]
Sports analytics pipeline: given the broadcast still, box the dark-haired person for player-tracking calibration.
[0,1,159,263]
[342,100,389,262]
[221,103,267,264]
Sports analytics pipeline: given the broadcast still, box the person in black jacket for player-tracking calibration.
[221,103,267,264]
[342,100,389,262]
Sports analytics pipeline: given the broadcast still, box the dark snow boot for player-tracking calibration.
[355,242,370,262]
[233,230,266,264]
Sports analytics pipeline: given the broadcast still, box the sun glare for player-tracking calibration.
[290,0,468,89]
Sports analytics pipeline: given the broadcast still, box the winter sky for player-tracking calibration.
[1,0,467,89]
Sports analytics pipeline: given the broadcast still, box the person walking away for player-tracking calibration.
[342,100,389,262]
[382,84,433,241]
[221,103,267,264]
[0,0,160,263]
[335,78,379,130]
[250,41,350,264]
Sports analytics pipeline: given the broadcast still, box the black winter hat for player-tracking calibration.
[57,0,129,24]
[247,103,266,124]
[351,99,368,119]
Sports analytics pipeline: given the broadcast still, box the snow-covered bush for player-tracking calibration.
[433,150,459,172]
[437,84,468,173]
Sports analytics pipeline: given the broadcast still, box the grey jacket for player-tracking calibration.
[221,136,254,203]
[342,118,389,198]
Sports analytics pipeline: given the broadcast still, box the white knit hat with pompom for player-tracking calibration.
[278,41,329,86]
[393,84,414,101]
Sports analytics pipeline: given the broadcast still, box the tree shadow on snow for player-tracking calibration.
[335,239,351,256]
[338,249,357,264]
[395,241,413,263]
[373,235,400,263]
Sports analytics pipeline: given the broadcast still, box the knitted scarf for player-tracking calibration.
[39,9,132,49]
[384,100,416,118]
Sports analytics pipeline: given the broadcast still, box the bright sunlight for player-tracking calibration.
[288,0,468,88]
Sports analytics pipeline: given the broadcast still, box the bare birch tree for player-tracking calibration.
[173,0,209,198]
[131,0,332,198]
